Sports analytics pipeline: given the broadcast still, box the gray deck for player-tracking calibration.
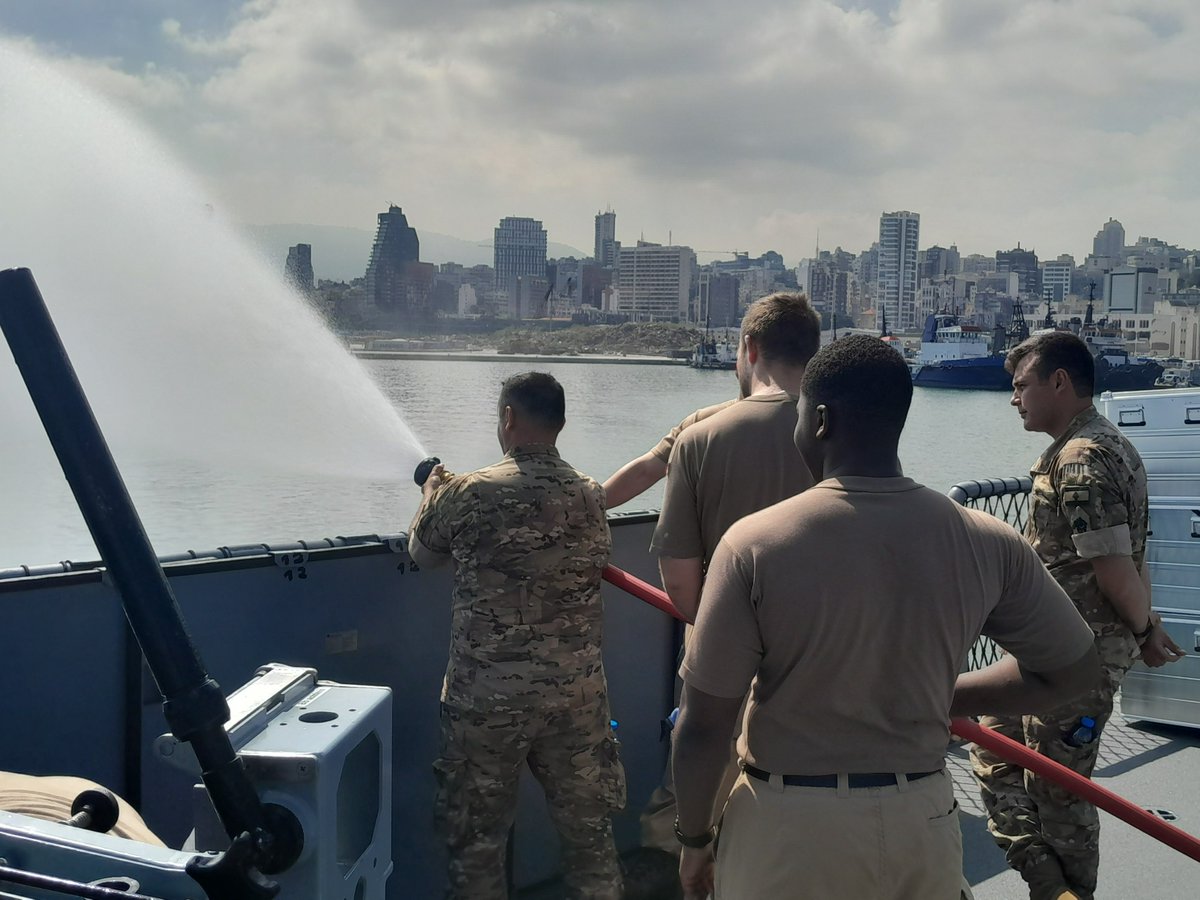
[516,703,1200,899]
[955,699,1200,898]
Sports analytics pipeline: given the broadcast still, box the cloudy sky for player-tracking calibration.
[3,0,1198,263]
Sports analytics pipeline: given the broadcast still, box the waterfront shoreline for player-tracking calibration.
[353,349,690,366]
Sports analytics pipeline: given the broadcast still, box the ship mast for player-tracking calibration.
[1007,298,1030,348]
[1042,288,1056,330]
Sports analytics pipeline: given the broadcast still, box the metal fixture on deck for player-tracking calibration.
[0,269,392,900]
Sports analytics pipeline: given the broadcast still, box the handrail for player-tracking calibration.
[603,562,1200,864]
[947,476,1033,506]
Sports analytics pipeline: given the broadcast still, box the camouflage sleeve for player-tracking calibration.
[1055,441,1133,559]
[983,527,1095,672]
[410,475,469,557]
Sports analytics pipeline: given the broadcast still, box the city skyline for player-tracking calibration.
[3,2,1199,261]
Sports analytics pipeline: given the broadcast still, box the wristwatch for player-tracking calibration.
[1133,617,1156,643]
[674,819,716,848]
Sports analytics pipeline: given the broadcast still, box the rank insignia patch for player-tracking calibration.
[1063,485,1091,506]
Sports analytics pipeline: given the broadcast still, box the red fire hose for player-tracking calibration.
[604,563,1200,864]
[602,564,686,621]
[950,716,1200,863]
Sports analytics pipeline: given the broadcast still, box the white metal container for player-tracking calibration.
[1099,389,1200,725]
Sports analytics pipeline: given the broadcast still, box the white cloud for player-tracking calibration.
[6,0,1200,260]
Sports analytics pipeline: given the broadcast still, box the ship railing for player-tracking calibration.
[602,472,1200,865]
[947,476,1032,671]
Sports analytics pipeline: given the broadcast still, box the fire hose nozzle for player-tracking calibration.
[414,456,442,487]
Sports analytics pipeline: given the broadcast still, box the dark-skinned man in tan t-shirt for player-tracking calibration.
[673,336,1100,900]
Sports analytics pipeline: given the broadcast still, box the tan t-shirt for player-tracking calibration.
[651,392,813,563]
[682,476,1095,775]
[649,399,738,463]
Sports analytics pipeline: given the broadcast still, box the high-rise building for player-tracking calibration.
[616,241,696,321]
[509,275,551,319]
[960,254,996,275]
[854,242,879,305]
[494,216,548,295]
[285,243,314,295]
[594,210,619,269]
[696,271,740,328]
[919,245,951,283]
[945,244,961,276]
[364,205,421,310]
[1093,218,1125,262]
[996,246,1040,297]
[799,253,849,323]
[1105,266,1159,314]
[876,211,920,331]
[1040,259,1074,303]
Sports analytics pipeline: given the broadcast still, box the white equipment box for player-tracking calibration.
[1099,388,1200,728]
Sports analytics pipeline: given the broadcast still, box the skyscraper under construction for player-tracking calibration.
[365,205,429,312]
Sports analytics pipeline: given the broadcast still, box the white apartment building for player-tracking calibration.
[494,216,547,294]
[876,211,920,331]
[1041,261,1073,303]
[616,241,696,321]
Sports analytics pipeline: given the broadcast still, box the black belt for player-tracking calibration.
[743,764,940,789]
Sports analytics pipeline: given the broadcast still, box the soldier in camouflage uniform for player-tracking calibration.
[409,372,626,900]
[970,332,1184,900]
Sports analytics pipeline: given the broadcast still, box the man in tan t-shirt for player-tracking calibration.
[651,291,819,621]
[636,292,819,862]
[672,336,1100,899]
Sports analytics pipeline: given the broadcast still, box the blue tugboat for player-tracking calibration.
[909,312,1012,391]
[912,291,1162,393]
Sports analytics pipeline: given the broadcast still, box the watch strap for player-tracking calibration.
[674,819,716,848]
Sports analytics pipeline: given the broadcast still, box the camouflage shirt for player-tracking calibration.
[411,443,612,711]
[1025,407,1149,636]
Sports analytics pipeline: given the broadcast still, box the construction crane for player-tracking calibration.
[695,249,749,259]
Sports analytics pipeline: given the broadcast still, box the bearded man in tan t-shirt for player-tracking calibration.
[633,292,821,859]
[651,291,820,622]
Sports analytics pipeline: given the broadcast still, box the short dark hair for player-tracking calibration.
[740,292,821,367]
[499,372,566,429]
[1005,331,1094,397]
[799,335,913,441]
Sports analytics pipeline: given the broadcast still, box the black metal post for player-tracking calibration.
[0,269,286,883]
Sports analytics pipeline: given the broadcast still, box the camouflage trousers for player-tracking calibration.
[969,633,1135,900]
[433,692,627,900]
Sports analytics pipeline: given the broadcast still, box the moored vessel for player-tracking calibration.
[909,312,1012,390]
[912,296,1163,393]
[690,332,737,369]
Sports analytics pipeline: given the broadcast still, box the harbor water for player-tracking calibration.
[0,357,1048,568]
